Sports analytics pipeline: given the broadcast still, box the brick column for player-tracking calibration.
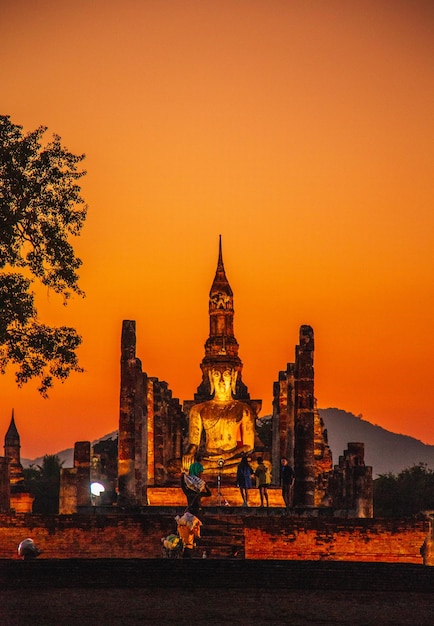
[272,365,295,484]
[294,325,315,507]
[75,441,91,507]
[118,320,146,507]
[0,457,10,513]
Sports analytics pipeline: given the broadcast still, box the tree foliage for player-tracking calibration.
[374,463,434,517]
[23,454,63,514]
[0,115,87,395]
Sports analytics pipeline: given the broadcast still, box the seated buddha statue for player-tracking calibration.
[182,367,256,475]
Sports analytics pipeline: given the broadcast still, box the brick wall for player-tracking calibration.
[0,513,428,563]
[0,514,176,559]
[244,517,428,563]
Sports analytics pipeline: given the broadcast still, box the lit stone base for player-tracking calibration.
[147,485,285,508]
[10,492,34,513]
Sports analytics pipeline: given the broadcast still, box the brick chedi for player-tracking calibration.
[3,411,33,513]
[4,410,23,486]
[190,235,261,415]
[182,236,262,478]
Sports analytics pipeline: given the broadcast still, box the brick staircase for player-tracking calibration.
[196,514,245,559]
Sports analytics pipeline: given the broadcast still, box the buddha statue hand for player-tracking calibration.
[182,451,196,473]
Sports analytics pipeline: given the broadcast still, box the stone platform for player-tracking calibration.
[146,485,285,507]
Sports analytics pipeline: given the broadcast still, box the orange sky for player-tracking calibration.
[1,0,434,459]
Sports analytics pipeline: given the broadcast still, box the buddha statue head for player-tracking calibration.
[208,367,238,402]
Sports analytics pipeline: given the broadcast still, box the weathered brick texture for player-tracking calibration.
[0,514,176,559]
[244,517,428,563]
[0,514,428,563]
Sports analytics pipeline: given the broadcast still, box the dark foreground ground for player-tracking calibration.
[2,559,434,626]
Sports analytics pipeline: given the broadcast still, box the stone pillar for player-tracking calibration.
[272,365,295,485]
[74,441,91,507]
[294,325,315,507]
[271,380,281,484]
[59,468,77,514]
[147,378,154,486]
[133,371,147,505]
[118,320,146,507]
[0,457,10,513]
[347,443,373,518]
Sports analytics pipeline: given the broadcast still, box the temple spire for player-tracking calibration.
[210,234,233,300]
[208,236,235,349]
[5,409,19,446]
[194,237,250,402]
[4,409,24,486]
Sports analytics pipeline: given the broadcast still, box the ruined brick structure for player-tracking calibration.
[0,457,10,513]
[91,437,118,504]
[113,237,372,514]
[55,237,372,517]
[59,438,118,513]
[59,441,92,514]
[272,327,334,507]
[327,442,373,517]
[117,320,185,507]
[272,327,372,515]
[188,237,261,413]
[2,412,33,513]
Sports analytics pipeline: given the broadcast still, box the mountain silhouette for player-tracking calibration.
[22,431,118,471]
[319,408,434,477]
[21,411,434,478]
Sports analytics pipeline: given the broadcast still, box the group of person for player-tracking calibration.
[182,453,295,511]
[236,454,295,508]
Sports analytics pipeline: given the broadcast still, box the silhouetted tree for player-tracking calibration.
[24,454,63,514]
[0,115,87,395]
[374,463,434,517]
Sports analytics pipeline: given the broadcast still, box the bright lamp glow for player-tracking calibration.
[90,482,105,496]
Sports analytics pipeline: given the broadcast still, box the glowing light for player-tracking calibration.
[90,482,105,497]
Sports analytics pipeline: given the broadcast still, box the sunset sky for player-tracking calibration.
[1,0,434,460]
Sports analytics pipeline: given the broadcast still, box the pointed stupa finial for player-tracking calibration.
[217,234,223,268]
[5,408,20,446]
[210,235,232,298]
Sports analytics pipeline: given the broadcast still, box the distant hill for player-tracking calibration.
[22,431,118,470]
[319,408,434,477]
[22,411,434,478]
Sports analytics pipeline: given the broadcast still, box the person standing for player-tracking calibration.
[280,457,295,510]
[181,454,211,515]
[236,453,253,506]
[254,457,269,507]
